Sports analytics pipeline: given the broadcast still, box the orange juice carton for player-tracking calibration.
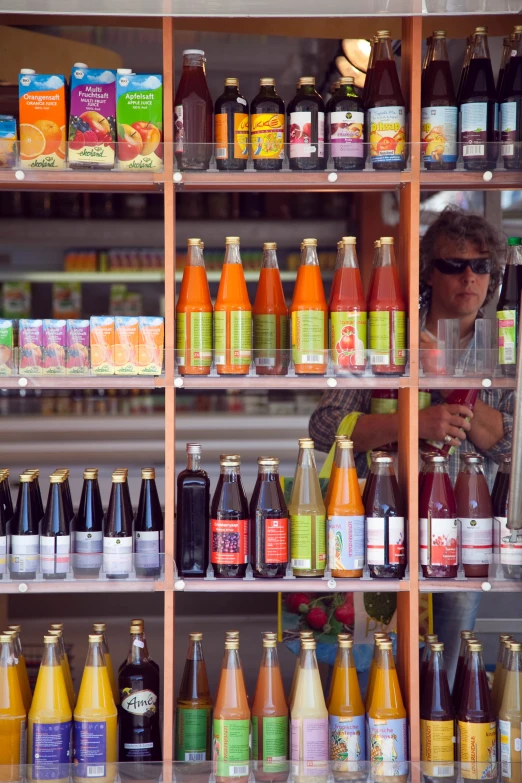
[66,319,90,375]
[0,115,17,169]
[0,320,13,376]
[138,316,164,375]
[18,71,66,169]
[52,282,82,319]
[69,67,116,169]
[115,316,139,375]
[90,316,115,375]
[19,318,43,376]
[116,74,163,170]
[42,319,66,375]
[2,282,31,319]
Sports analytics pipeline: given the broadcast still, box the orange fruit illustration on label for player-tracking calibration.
[114,343,130,366]
[19,123,46,160]
[56,125,67,160]
[34,119,63,155]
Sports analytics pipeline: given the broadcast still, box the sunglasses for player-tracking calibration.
[432,257,493,275]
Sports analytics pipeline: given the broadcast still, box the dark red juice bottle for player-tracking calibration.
[367,31,407,171]
[455,453,493,578]
[421,642,456,783]
[211,454,249,578]
[452,631,475,712]
[422,31,458,171]
[214,77,249,172]
[420,454,458,578]
[500,32,522,170]
[176,443,210,578]
[249,457,288,579]
[174,50,213,171]
[287,77,325,171]
[364,453,406,579]
[496,36,513,108]
[420,634,439,695]
[458,642,497,783]
[459,27,497,171]
[328,76,365,171]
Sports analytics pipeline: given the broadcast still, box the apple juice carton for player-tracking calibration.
[0,320,13,376]
[90,316,115,375]
[138,316,164,375]
[66,319,90,375]
[115,316,139,375]
[19,318,43,376]
[69,67,116,169]
[116,73,163,170]
[42,319,66,375]
[18,72,66,169]
[0,115,17,169]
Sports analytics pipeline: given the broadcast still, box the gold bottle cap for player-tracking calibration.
[335,435,348,442]
[301,640,316,650]
[112,473,126,484]
[341,236,357,245]
[380,237,394,245]
[54,468,69,475]
[377,30,391,37]
[263,242,277,250]
[298,438,314,449]
[225,640,240,650]
[0,469,8,478]
[263,633,277,647]
[89,634,103,643]
[433,30,446,37]
[7,626,21,633]
[431,642,444,651]
[113,468,128,476]
[510,642,522,652]
[468,641,483,650]
[142,467,155,479]
[93,623,107,632]
[258,456,279,466]
[339,77,355,85]
[225,236,240,245]
[0,634,12,644]
[299,77,315,86]
[461,630,474,639]
[514,25,522,33]
[338,637,353,648]
[500,634,513,641]
[338,440,354,450]
[302,238,317,246]
[130,625,143,634]
[475,26,488,33]
[50,474,64,484]
[25,469,39,476]
[48,630,63,638]
[374,632,389,640]
[83,468,98,479]
[300,631,314,640]
[226,630,240,639]
[260,78,275,86]
[50,624,63,631]
[187,238,202,246]
[131,619,144,627]
[379,641,393,650]
[19,474,32,483]
[424,634,438,643]
[190,632,203,641]
[263,632,277,640]
[220,455,241,467]
[3,631,16,638]
[43,636,58,645]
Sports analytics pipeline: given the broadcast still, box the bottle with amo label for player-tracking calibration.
[214,77,249,171]
[73,468,104,579]
[250,78,285,170]
[454,453,493,578]
[326,439,365,578]
[211,454,249,579]
[288,439,326,577]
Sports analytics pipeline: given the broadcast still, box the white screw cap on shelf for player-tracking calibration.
[174,377,184,388]
[328,578,337,589]
[483,171,493,182]
[481,581,492,592]
[174,579,185,591]
[18,377,27,387]
[482,378,492,388]
[173,172,183,183]
[328,172,338,183]
[15,170,25,181]
[18,584,28,593]
[327,378,337,388]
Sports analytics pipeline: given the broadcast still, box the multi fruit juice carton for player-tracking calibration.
[115,316,139,375]
[19,319,43,376]
[0,320,13,376]
[42,319,66,375]
[66,319,90,375]
[18,71,66,169]
[138,316,164,375]
[0,115,17,169]
[116,74,163,170]
[90,316,115,375]
[69,67,116,169]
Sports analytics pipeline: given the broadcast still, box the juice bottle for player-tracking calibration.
[214,78,249,171]
[104,471,133,579]
[329,77,365,171]
[0,633,26,780]
[28,636,72,783]
[365,454,406,579]
[134,467,164,579]
[287,77,325,171]
[497,238,522,378]
[364,634,390,714]
[26,469,44,523]
[290,239,328,375]
[325,436,348,510]
[420,634,439,700]
[419,454,458,578]
[367,32,407,171]
[18,71,66,170]
[328,635,365,775]
[250,457,289,579]
[253,242,289,376]
[289,439,326,578]
[210,454,249,579]
[174,50,213,171]
[289,631,314,712]
[454,453,493,578]
[214,237,252,375]
[420,642,456,783]
[213,636,250,783]
[5,627,32,713]
[73,468,104,579]
[497,35,514,105]
[362,38,377,110]
[325,81,340,142]
[0,492,6,581]
[40,474,70,580]
[425,390,479,456]
[493,456,522,579]
[368,237,406,375]
[493,636,515,719]
[53,469,74,527]
[422,37,434,93]
[47,629,76,711]
[500,30,522,170]
[176,238,213,376]
[459,27,497,172]
[291,639,329,780]
[499,641,522,783]
[457,36,473,104]
[329,237,367,375]
[92,624,119,707]
[176,443,210,578]
[452,631,475,711]
[421,31,458,170]
[73,634,117,783]
[10,473,39,581]
[0,469,13,526]
[251,78,285,170]
[117,619,160,677]
[327,439,365,578]
[175,632,212,762]
[251,632,289,781]
[458,641,497,783]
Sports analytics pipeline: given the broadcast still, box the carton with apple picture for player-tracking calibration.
[116,74,163,170]
[68,66,116,169]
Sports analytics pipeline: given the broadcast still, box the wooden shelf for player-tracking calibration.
[0,578,166,594]
[420,169,522,191]
[176,374,410,390]
[175,577,410,592]
[177,170,410,192]
[420,578,522,593]
[424,375,514,389]
[0,376,165,389]
[0,170,165,192]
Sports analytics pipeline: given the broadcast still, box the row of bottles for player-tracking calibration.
[0,467,164,581]
[176,234,406,377]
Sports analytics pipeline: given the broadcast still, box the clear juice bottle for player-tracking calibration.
[458,641,497,783]
[214,237,252,375]
[176,239,213,376]
[290,239,328,375]
[289,630,314,712]
[213,637,250,783]
[365,454,406,579]
[6,626,32,713]
[419,454,458,578]
[47,629,76,711]
[420,642,456,783]
[253,242,289,376]
[498,641,522,783]
[174,50,213,171]
[250,457,289,579]
[210,454,249,579]
[459,27,497,171]
[328,635,365,776]
[367,237,406,376]
[454,453,493,578]
[421,31,458,171]
[92,623,119,707]
[175,632,212,762]
[452,631,475,711]
[291,639,329,782]
[327,439,365,578]
[329,237,367,375]
[0,633,26,778]
[288,439,326,577]
[367,31,407,171]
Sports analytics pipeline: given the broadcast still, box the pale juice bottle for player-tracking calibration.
[92,623,119,706]
[291,638,328,783]
[288,439,326,577]
[328,635,365,775]
[0,633,26,780]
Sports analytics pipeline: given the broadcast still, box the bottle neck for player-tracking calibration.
[261,645,279,668]
[508,649,522,674]
[187,639,204,661]
[426,464,448,477]
[223,647,241,670]
[85,641,105,668]
[300,245,319,267]
[261,248,279,270]
[301,647,318,671]
[297,447,317,471]
[258,466,279,479]
[187,452,201,471]
[339,244,359,270]
[220,465,240,479]
[432,37,449,63]
[260,85,277,98]
[224,85,240,98]
[338,447,355,471]
[472,33,491,60]
[0,641,12,668]
[298,84,316,96]
[183,54,206,71]
[128,631,149,665]
[378,243,395,268]
[42,644,60,668]
[187,244,204,268]
[376,37,394,63]
[372,463,394,477]
[224,243,242,265]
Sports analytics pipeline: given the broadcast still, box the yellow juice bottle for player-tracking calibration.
[6,626,32,712]
[328,635,365,776]
[28,635,72,783]
[92,623,119,707]
[73,634,118,783]
[48,628,76,710]
[499,642,522,783]
[0,633,26,780]
[291,638,329,783]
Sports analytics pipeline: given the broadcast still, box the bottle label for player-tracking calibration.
[251,114,285,160]
[330,111,364,158]
[213,718,250,777]
[368,106,406,163]
[264,517,289,564]
[10,534,39,573]
[461,103,489,158]
[497,309,517,365]
[496,517,522,565]
[211,518,248,565]
[32,721,71,775]
[501,102,517,157]
[459,517,493,565]
[291,717,328,763]
[368,717,408,775]
[176,312,213,368]
[318,112,325,158]
[421,106,458,163]
[291,310,326,367]
[499,718,521,774]
[366,517,405,565]
[73,720,107,778]
[253,314,288,367]
[370,396,398,415]
[289,112,323,159]
[214,310,252,367]
[330,311,366,368]
[20,719,26,766]
[215,113,249,160]
[73,531,103,570]
[121,689,158,715]
[369,311,406,367]
[419,518,458,566]
[328,515,365,571]
[420,719,455,777]
[0,534,6,574]
[103,536,132,575]
[174,105,184,153]
[459,720,497,779]
[253,715,288,771]
[176,707,210,761]
[329,714,365,770]
[40,535,71,575]
[135,530,164,570]
[290,514,326,571]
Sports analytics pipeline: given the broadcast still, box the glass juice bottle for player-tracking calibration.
[419,454,458,578]
[287,77,325,171]
[367,31,407,171]
[174,50,213,171]
[253,242,289,376]
[291,639,329,781]
[327,439,365,578]
[289,631,314,712]
[421,31,458,170]
[0,469,13,525]
[213,637,250,783]
[250,457,289,579]
[458,641,497,783]
[10,473,39,581]
[176,442,210,578]
[365,454,406,579]
[40,474,70,580]
[289,439,326,577]
[325,436,348,510]
[367,237,406,375]
[290,239,328,375]
[176,239,213,376]
[493,456,522,579]
[364,634,390,714]
[500,31,522,170]
[214,237,252,375]
[327,635,365,776]
[420,642,456,783]
[426,390,479,456]
[175,632,212,762]
[499,642,522,783]
[0,633,26,776]
[452,631,475,711]
[497,35,513,106]
[497,238,522,378]
[92,623,119,707]
[134,467,164,579]
[6,626,32,713]
[459,27,497,171]
[454,453,493,578]
[104,471,133,580]
[214,77,249,171]
[25,469,44,522]
[493,637,514,719]
[48,629,76,711]
[328,77,365,170]
[250,78,285,171]
[329,237,367,375]
[420,634,439,698]
[211,454,249,579]
[73,468,104,579]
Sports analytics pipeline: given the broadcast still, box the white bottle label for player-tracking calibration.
[421,106,458,163]
[289,112,315,158]
[328,515,365,570]
[135,530,164,569]
[330,110,364,158]
[461,103,488,158]
[501,102,517,157]
[366,517,405,565]
[121,689,158,715]
[10,534,39,573]
[103,536,133,574]
[40,535,71,574]
[174,105,184,153]
[459,517,493,564]
[73,531,103,570]
[495,517,522,565]
[420,518,458,566]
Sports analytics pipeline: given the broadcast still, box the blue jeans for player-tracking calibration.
[432,592,482,688]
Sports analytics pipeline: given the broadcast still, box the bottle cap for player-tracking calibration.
[263,242,277,250]
[374,240,381,248]
[475,26,488,33]
[183,49,205,56]
[112,472,126,483]
[225,236,240,245]
[93,623,107,632]
[49,474,64,484]
[19,474,32,483]
[25,468,39,476]
[299,77,315,86]
[20,68,36,74]
[113,468,128,476]
[339,77,355,85]
[341,236,357,245]
[225,77,239,86]
[2,631,16,638]
[338,637,353,648]
[131,619,144,627]
[433,30,446,37]
[187,238,202,246]
[301,640,316,649]
[219,454,241,467]
[423,454,448,464]
[373,454,394,464]
[302,238,317,246]
[50,624,63,631]
[48,630,62,638]
[89,634,103,643]
[380,237,394,245]
[374,632,389,640]
[258,456,279,466]
[225,630,240,639]
[186,442,202,454]
[260,78,275,86]
[377,30,391,37]
[0,634,12,644]
[461,452,484,464]
[263,631,277,640]
[83,468,98,479]
[141,467,155,479]
[468,642,483,651]
[338,440,354,449]
[43,636,58,644]
[298,439,314,449]
[263,633,277,647]
[54,469,69,476]
[500,633,513,641]
[190,632,203,641]
[508,237,522,245]
[130,625,143,633]
[461,630,474,639]
[431,642,444,651]
[335,435,348,442]
[300,630,314,640]
[425,634,438,643]
[380,641,393,650]
[510,642,522,651]
[225,640,240,649]
[7,625,21,633]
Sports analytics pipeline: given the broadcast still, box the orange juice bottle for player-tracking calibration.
[324,435,348,511]
[253,242,289,376]
[6,625,32,713]
[290,239,328,375]
[328,635,365,774]
[251,632,288,780]
[18,70,66,170]
[47,629,76,710]
[176,238,213,375]
[215,237,252,375]
[0,633,26,777]
[213,635,250,783]
[92,623,119,706]
[327,439,365,578]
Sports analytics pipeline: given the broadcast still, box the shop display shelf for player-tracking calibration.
[420,169,522,191]
[0,376,165,389]
[174,576,410,592]
[420,577,522,592]
[0,169,166,192]
[176,169,410,192]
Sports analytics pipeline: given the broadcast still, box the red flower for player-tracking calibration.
[285,593,311,614]
[307,607,328,630]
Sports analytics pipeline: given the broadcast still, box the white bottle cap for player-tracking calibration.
[73,63,88,68]
[183,49,205,56]
[20,69,36,74]
[117,68,133,74]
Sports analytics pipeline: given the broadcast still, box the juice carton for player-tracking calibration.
[69,67,116,169]
[90,316,115,375]
[2,282,31,318]
[66,319,90,375]
[19,319,43,376]
[0,320,13,376]
[0,115,17,169]
[116,74,163,170]
[115,316,139,375]
[138,316,164,375]
[42,319,66,375]
[52,282,82,319]
[18,72,66,169]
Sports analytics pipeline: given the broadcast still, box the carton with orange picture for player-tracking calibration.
[0,320,13,376]
[115,316,139,375]
[138,316,164,375]
[69,67,116,169]
[42,319,66,375]
[116,74,163,170]
[18,71,66,169]
[66,319,90,375]
[19,319,43,375]
[90,316,115,375]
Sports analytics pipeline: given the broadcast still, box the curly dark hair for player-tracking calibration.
[420,206,506,308]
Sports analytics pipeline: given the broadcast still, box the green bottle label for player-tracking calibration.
[291,310,326,367]
[262,716,288,772]
[214,311,252,367]
[290,514,326,572]
[369,311,406,367]
[253,315,289,367]
[175,707,211,761]
[497,309,517,365]
[176,312,212,368]
[213,718,250,777]
[330,311,367,368]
